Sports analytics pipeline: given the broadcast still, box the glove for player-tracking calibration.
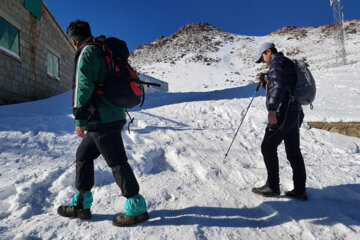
[257,72,268,87]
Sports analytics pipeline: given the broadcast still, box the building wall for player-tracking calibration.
[0,0,74,105]
[138,73,169,93]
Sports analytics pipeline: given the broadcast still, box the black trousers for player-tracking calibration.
[261,104,306,193]
[75,126,139,198]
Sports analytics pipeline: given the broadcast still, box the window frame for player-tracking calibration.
[24,0,42,20]
[0,10,21,61]
[46,50,60,81]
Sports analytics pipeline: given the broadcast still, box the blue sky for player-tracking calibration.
[45,0,360,50]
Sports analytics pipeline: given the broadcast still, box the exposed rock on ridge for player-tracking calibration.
[128,19,360,92]
[130,22,236,67]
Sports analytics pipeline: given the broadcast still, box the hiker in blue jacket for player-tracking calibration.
[57,20,149,226]
[252,42,308,201]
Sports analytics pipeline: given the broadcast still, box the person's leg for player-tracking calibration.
[75,136,101,192]
[284,128,306,193]
[89,129,139,198]
[58,136,100,219]
[284,110,307,200]
[260,124,284,192]
[253,122,284,197]
[89,128,148,226]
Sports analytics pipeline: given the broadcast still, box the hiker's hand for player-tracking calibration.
[257,73,267,87]
[268,111,277,124]
[76,126,87,138]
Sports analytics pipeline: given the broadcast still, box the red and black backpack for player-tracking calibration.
[81,36,160,109]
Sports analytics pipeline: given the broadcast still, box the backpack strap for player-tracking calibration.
[80,42,114,71]
[140,84,145,107]
[125,109,135,133]
[284,59,298,103]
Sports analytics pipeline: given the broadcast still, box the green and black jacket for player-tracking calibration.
[72,37,126,128]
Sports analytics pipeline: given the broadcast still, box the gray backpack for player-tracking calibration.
[291,60,316,109]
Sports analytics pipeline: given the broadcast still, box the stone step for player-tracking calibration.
[307,122,360,138]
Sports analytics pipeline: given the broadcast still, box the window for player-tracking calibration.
[0,16,20,57]
[25,0,42,20]
[47,50,59,80]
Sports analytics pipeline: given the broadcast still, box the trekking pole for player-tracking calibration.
[224,82,261,159]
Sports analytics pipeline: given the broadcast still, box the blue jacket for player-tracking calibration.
[266,52,297,111]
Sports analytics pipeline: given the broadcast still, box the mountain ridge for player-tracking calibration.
[129,19,360,92]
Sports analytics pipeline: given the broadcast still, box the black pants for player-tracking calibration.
[261,105,306,193]
[75,126,139,198]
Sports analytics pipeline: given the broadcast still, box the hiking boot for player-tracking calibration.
[112,212,149,227]
[252,184,280,197]
[285,189,308,201]
[57,205,92,220]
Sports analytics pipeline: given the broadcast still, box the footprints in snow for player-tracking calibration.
[123,116,226,182]
[0,117,178,222]
[132,148,175,175]
[0,184,17,219]
[0,168,70,220]
[146,149,175,174]
[123,119,176,175]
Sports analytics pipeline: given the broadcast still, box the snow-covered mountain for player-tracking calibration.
[0,20,359,240]
[130,20,360,92]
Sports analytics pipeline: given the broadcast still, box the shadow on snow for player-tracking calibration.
[140,184,360,229]
[89,184,360,229]
[0,85,264,134]
[132,84,265,111]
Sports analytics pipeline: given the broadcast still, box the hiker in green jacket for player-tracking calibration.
[57,20,149,227]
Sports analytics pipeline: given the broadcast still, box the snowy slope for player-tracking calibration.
[0,21,360,240]
[130,20,360,93]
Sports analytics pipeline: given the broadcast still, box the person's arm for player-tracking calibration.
[73,46,101,128]
[266,58,287,112]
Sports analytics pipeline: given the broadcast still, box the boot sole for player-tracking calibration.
[285,194,308,201]
[58,213,92,220]
[57,207,92,220]
[112,213,149,227]
[252,189,280,197]
[253,192,281,197]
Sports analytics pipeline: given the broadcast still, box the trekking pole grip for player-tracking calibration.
[256,82,261,91]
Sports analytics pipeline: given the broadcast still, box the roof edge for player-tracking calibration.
[42,1,75,51]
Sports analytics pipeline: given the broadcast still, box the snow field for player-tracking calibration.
[0,87,359,239]
[0,23,360,238]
